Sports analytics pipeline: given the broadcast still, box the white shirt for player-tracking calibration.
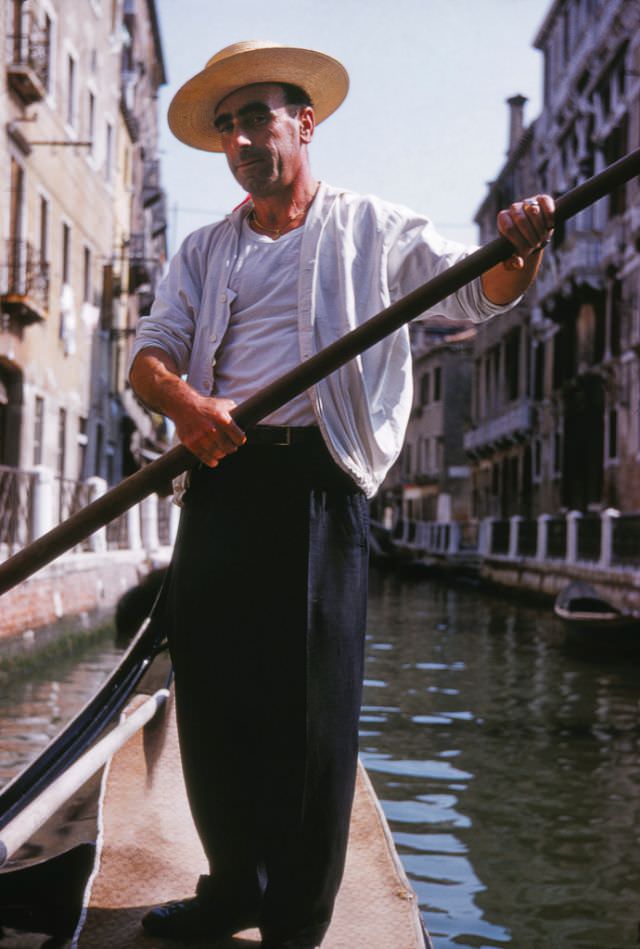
[214,219,315,426]
[130,181,514,498]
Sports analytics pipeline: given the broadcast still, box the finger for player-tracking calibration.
[497,208,536,255]
[516,201,547,247]
[534,194,556,230]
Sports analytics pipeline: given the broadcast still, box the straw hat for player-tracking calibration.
[167,40,349,153]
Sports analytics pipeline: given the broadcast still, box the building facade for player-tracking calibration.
[0,0,166,541]
[467,0,640,520]
[379,318,476,525]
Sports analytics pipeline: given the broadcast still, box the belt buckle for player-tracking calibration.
[273,427,292,446]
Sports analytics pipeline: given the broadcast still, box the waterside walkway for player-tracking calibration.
[376,508,640,613]
[0,464,177,653]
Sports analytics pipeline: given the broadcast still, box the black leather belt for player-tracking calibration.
[244,425,322,447]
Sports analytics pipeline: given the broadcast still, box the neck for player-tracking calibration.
[249,171,319,238]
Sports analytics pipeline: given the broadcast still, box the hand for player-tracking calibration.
[497,195,555,271]
[173,394,246,467]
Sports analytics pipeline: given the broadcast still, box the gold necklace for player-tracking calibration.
[250,184,319,239]
[251,206,306,238]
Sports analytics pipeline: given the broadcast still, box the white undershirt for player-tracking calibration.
[213,217,316,426]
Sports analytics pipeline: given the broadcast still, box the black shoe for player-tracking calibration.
[142,877,259,939]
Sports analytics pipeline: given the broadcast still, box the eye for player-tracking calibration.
[215,118,233,135]
[246,113,269,129]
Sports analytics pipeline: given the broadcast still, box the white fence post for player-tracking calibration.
[566,510,581,565]
[509,515,522,559]
[141,494,160,554]
[479,517,493,556]
[599,508,619,569]
[536,513,550,561]
[448,521,460,555]
[31,465,55,540]
[127,502,142,551]
[86,477,108,553]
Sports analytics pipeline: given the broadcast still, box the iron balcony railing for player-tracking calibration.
[7,23,49,102]
[4,240,50,315]
[0,466,36,556]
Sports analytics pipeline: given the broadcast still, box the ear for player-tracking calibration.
[298,106,315,144]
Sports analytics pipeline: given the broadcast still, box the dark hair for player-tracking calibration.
[279,82,313,109]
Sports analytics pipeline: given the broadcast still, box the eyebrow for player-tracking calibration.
[213,101,274,131]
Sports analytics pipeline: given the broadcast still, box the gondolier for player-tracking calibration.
[129,40,555,949]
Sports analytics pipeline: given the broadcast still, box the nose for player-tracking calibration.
[229,119,252,149]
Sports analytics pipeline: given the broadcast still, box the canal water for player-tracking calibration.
[2,572,640,948]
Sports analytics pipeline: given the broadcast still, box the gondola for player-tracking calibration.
[0,592,430,948]
[0,592,171,942]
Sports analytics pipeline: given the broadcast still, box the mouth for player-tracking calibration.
[236,156,265,171]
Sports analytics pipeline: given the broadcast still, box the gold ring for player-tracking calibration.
[523,199,540,212]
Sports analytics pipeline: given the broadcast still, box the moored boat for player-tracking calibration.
[554,580,640,634]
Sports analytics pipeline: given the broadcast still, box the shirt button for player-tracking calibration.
[210,334,217,343]
[220,293,227,303]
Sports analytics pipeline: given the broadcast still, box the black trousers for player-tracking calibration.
[165,434,369,945]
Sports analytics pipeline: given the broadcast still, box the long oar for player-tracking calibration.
[0,147,639,596]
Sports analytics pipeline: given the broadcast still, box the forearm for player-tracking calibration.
[481,247,544,305]
[129,347,245,468]
[129,346,199,423]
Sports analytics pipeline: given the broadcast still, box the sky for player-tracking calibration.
[154,0,551,254]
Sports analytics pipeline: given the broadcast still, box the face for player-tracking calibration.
[213,83,314,197]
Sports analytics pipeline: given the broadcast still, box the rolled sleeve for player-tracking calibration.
[128,236,203,378]
[387,211,517,323]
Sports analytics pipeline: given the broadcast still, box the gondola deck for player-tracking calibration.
[75,693,430,949]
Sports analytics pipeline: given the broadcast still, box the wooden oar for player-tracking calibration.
[0,147,638,596]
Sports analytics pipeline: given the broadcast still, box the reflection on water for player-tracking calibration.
[0,632,124,789]
[362,570,640,949]
[2,576,640,948]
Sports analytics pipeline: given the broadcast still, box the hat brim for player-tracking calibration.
[168,45,349,152]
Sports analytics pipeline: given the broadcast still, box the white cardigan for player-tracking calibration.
[130,181,512,498]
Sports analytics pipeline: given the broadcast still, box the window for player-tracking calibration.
[420,373,430,405]
[610,280,622,357]
[506,328,520,401]
[94,421,103,475]
[105,121,113,181]
[57,407,67,480]
[43,13,53,93]
[423,438,431,473]
[38,195,49,265]
[62,222,71,284]
[83,246,92,303]
[608,409,618,460]
[533,341,545,400]
[553,430,563,476]
[403,443,412,479]
[77,416,88,479]
[33,396,45,466]
[66,53,76,127]
[433,366,442,402]
[87,91,95,155]
[534,438,542,480]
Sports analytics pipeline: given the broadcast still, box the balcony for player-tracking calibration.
[464,399,533,454]
[127,233,151,292]
[150,192,168,237]
[142,160,163,207]
[556,232,603,290]
[1,240,49,323]
[7,29,49,104]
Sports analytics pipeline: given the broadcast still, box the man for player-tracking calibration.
[129,41,554,949]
